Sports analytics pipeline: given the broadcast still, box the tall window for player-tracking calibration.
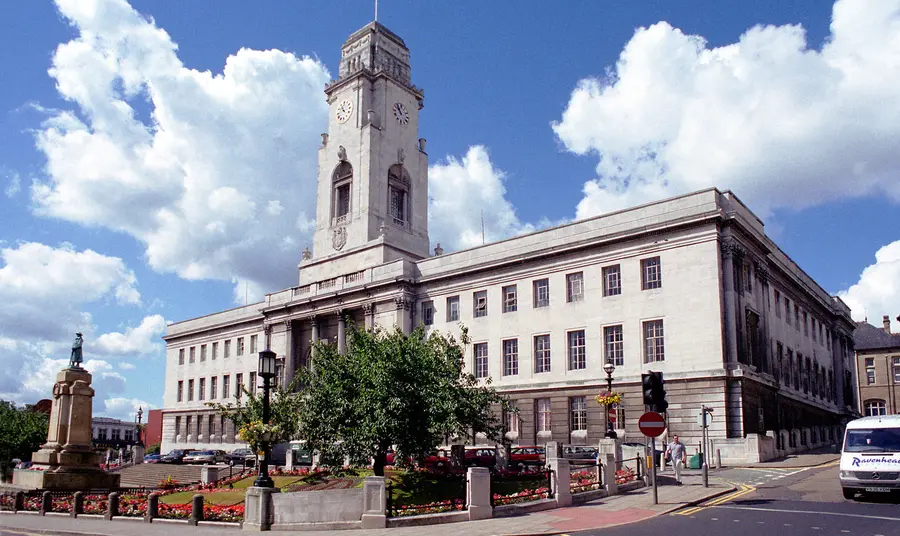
[641,257,662,290]
[474,343,488,379]
[189,346,196,363]
[604,325,624,366]
[505,404,519,434]
[566,272,584,302]
[199,378,206,401]
[249,372,257,392]
[893,357,900,383]
[112,429,121,441]
[804,357,811,393]
[794,352,801,390]
[236,373,243,399]
[533,279,550,308]
[446,296,460,322]
[200,344,207,362]
[864,399,887,417]
[774,290,782,318]
[223,375,230,399]
[794,305,800,331]
[775,342,784,383]
[643,320,665,363]
[536,398,551,433]
[803,312,809,337]
[188,379,194,402]
[785,349,793,388]
[388,164,410,225]
[568,330,586,370]
[332,161,353,223]
[224,340,231,358]
[250,334,258,354]
[212,342,218,360]
[785,298,792,325]
[502,339,519,376]
[177,380,184,403]
[812,319,818,342]
[473,290,488,318]
[186,416,193,438]
[125,429,133,442]
[237,337,245,356]
[421,301,434,326]
[175,416,181,439]
[865,357,876,385]
[209,415,215,438]
[179,348,185,365]
[602,265,621,296]
[211,376,218,400]
[503,285,518,313]
[570,396,587,431]
[534,335,551,373]
[98,428,108,440]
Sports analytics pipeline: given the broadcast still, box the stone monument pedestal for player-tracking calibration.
[14,368,120,490]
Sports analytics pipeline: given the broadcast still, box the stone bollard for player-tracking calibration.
[145,493,159,523]
[72,491,83,518]
[602,453,618,495]
[716,449,723,469]
[548,458,572,507]
[466,467,492,521]
[40,491,51,516]
[14,491,24,512]
[361,476,387,529]
[188,494,204,526]
[106,492,119,520]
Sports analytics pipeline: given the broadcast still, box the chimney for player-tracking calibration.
[884,315,891,335]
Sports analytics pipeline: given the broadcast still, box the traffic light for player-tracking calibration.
[641,371,668,413]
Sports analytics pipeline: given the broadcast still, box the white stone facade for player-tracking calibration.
[160,22,858,456]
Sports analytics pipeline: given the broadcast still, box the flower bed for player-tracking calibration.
[392,499,465,517]
[570,469,601,493]
[203,503,244,523]
[0,494,14,511]
[158,502,191,519]
[118,496,147,517]
[51,495,72,513]
[22,495,41,512]
[82,495,108,515]
[492,486,551,506]
[615,467,637,485]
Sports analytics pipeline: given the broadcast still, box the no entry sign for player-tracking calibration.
[638,411,666,438]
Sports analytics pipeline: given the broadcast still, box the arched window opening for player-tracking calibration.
[388,164,410,227]
[332,162,353,225]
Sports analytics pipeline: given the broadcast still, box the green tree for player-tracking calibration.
[145,442,161,455]
[0,400,49,463]
[206,377,304,454]
[296,324,512,476]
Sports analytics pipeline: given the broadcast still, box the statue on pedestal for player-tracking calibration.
[69,332,83,369]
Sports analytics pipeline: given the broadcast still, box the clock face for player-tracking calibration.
[336,100,353,123]
[393,102,410,125]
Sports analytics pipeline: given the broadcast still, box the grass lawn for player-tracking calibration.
[160,476,305,505]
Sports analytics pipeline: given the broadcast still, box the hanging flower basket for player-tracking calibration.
[594,391,623,406]
[238,421,283,450]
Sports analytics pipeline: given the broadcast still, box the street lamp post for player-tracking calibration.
[254,348,277,488]
[603,361,618,439]
[135,406,144,446]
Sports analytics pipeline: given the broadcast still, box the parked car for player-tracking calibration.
[160,449,196,464]
[563,445,599,464]
[464,447,497,468]
[143,454,162,464]
[509,446,545,469]
[14,460,33,470]
[183,450,227,464]
[421,448,451,470]
[227,448,257,466]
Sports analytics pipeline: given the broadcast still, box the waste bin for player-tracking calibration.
[688,453,703,469]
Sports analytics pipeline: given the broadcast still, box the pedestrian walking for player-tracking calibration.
[665,434,687,485]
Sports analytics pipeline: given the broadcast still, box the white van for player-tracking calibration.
[839,414,900,500]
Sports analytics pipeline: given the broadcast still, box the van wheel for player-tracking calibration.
[842,488,857,500]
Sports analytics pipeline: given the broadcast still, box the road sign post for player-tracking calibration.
[638,411,666,505]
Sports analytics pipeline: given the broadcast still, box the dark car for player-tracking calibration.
[464,447,497,468]
[509,446,546,469]
[183,450,227,464]
[563,445,599,464]
[143,454,162,464]
[160,449,196,464]
[227,448,256,466]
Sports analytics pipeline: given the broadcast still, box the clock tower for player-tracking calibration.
[302,22,429,285]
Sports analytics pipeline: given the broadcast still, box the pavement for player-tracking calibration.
[0,474,733,536]
[713,446,841,469]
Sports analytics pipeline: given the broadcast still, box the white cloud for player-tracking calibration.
[32,0,330,303]
[101,397,153,421]
[553,0,900,219]
[95,314,166,355]
[119,362,136,370]
[428,146,539,251]
[837,240,900,322]
[4,170,20,198]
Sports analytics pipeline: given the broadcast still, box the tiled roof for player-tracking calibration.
[854,320,900,351]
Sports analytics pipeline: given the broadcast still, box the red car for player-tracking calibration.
[464,447,497,468]
[421,448,451,470]
[509,446,546,469]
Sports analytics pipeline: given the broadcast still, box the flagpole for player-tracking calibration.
[375,0,378,22]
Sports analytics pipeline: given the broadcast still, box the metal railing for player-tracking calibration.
[613,456,643,484]
[570,463,603,493]
[490,468,553,506]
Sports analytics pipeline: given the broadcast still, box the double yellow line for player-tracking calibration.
[674,484,756,516]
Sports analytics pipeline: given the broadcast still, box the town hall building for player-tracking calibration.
[161,21,859,460]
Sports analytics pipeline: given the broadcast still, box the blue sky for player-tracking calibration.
[0,0,898,418]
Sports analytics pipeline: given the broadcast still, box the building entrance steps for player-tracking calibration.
[0,474,734,536]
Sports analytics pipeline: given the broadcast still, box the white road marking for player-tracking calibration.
[840,531,850,533]
[717,506,900,522]
[711,517,718,521]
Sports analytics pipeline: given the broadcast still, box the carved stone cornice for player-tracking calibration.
[720,238,746,260]
[283,319,293,331]
[754,261,770,284]
[395,296,412,310]
[362,303,373,316]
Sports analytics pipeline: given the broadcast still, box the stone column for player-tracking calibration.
[337,310,347,355]
[282,320,294,389]
[244,487,280,531]
[602,453,618,495]
[394,295,412,335]
[466,467,492,520]
[720,238,741,365]
[310,315,319,373]
[362,303,374,331]
[597,438,622,463]
[548,458,572,507]
[133,445,145,464]
[361,476,387,529]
